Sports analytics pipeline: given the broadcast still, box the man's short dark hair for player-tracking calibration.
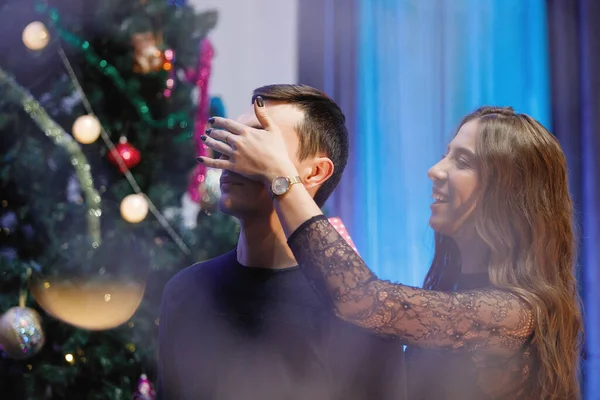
[252,84,349,207]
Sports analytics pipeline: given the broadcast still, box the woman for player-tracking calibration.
[199,100,583,399]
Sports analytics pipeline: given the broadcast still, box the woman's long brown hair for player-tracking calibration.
[423,106,583,399]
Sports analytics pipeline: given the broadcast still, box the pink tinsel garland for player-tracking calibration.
[186,39,214,203]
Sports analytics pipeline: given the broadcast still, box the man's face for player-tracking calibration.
[218,102,306,218]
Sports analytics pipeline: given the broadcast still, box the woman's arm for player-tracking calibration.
[285,214,534,351]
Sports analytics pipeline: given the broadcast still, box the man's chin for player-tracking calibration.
[217,195,252,217]
[217,194,274,219]
[218,196,236,216]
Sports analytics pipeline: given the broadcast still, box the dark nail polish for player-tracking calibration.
[208,117,215,124]
[196,156,204,163]
[201,135,207,142]
[205,128,212,135]
[256,96,264,107]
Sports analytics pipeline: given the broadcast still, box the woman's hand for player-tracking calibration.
[197,97,299,185]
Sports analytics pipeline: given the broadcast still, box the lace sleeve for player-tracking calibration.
[288,215,534,352]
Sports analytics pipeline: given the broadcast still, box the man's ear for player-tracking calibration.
[302,157,334,189]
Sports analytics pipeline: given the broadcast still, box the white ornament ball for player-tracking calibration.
[199,168,222,212]
[0,307,45,360]
[180,192,201,229]
[72,115,101,144]
[120,194,149,223]
[22,21,50,51]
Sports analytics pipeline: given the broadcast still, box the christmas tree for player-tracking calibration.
[0,0,238,398]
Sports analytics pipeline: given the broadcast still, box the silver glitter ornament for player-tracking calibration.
[0,307,44,360]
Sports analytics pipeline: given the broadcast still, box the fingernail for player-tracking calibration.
[256,96,264,107]
[208,117,215,124]
[196,156,204,163]
[205,128,212,135]
[201,135,207,142]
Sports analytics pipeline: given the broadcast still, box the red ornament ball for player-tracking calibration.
[107,137,141,173]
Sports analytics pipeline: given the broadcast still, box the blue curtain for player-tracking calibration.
[547,1,600,397]
[355,0,551,286]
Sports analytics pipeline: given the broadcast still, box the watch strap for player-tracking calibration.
[288,176,302,186]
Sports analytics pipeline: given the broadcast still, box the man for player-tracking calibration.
[157,84,405,399]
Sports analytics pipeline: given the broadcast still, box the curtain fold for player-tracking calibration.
[547,1,600,397]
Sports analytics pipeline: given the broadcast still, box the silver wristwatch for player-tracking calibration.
[270,176,302,198]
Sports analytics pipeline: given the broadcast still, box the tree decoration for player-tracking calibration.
[107,137,141,173]
[34,1,193,129]
[120,194,149,224]
[29,278,145,331]
[22,21,50,50]
[72,115,101,144]
[132,32,165,75]
[0,306,44,360]
[186,39,215,203]
[163,48,176,98]
[132,373,156,400]
[0,269,45,360]
[198,167,222,212]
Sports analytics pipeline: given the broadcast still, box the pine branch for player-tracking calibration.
[0,67,102,245]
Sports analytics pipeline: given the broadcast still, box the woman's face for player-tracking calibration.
[428,120,479,237]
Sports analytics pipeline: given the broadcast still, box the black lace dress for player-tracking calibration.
[287,215,535,399]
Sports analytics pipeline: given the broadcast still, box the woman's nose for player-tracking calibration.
[428,161,447,182]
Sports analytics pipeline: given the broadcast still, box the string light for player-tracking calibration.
[64,353,74,363]
[22,21,50,50]
[120,194,149,224]
[0,67,102,246]
[72,115,101,144]
[163,48,176,98]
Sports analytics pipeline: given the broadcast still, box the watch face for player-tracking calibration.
[271,177,289,195]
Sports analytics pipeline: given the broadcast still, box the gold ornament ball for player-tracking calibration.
[131,31,165,74]
[0,307,44,360]
[22,21,50,51]
[120,194,149,223]
[72,115,101,144]
[30,280,145,331]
